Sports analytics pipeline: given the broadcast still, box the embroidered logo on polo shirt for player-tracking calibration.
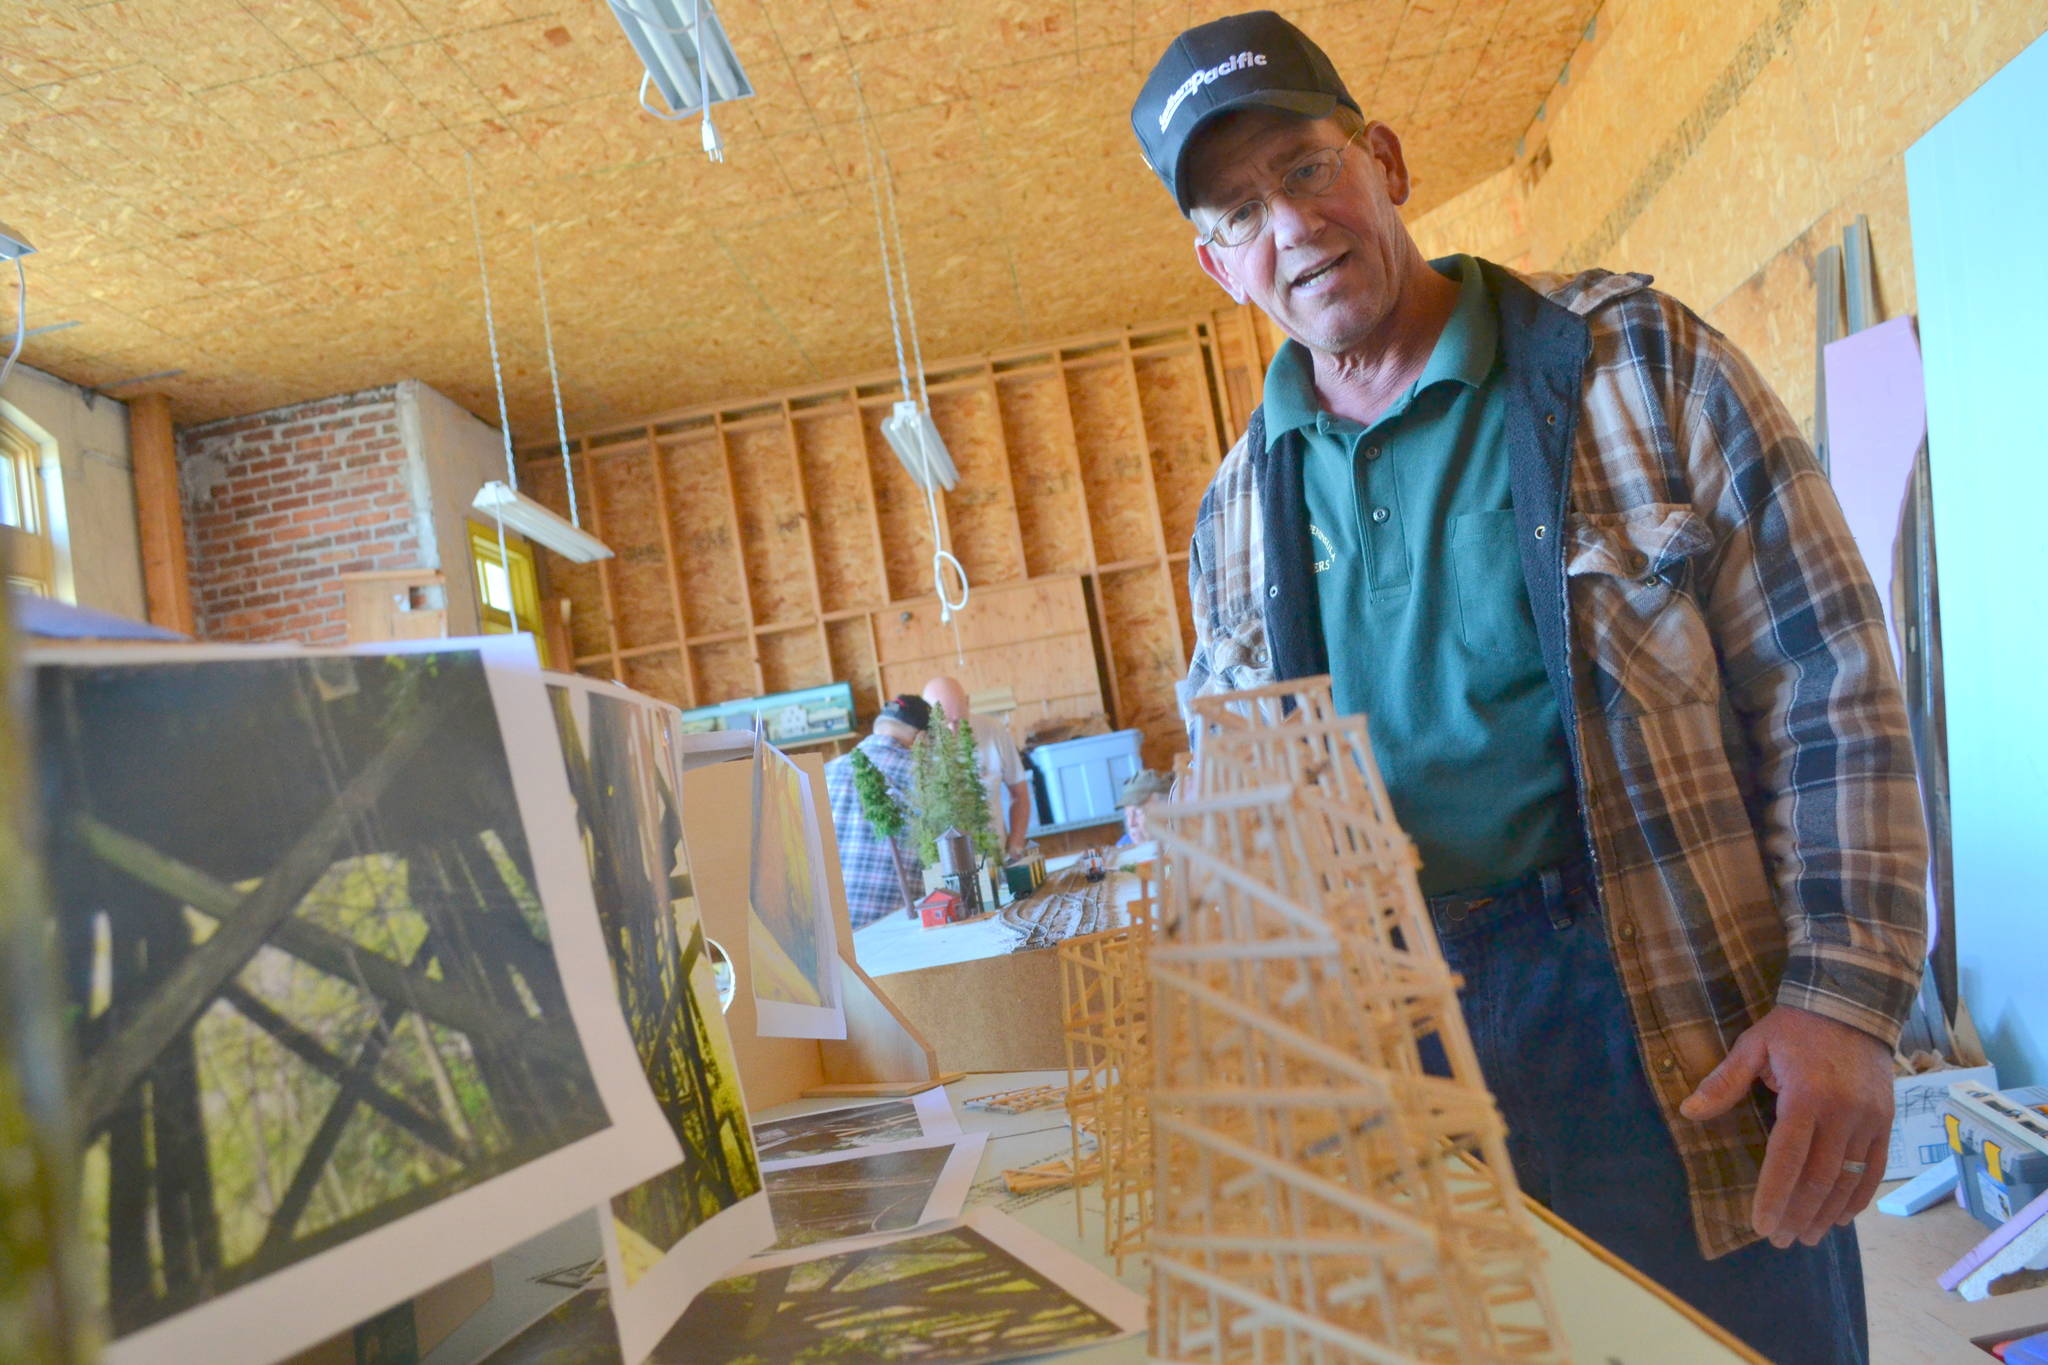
[1310,524,1336,574]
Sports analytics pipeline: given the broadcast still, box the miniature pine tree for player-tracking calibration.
[910,703,1003,867]
[849,748,905,840]
[850,747,920,914]
[953,715,1001,863]
[909,705,948,866]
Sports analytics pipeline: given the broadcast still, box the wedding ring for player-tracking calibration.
[1840,1160,1868,1175]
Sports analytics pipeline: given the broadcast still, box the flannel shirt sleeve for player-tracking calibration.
[1178,490,1222,752]
[1679,306,1929,1047]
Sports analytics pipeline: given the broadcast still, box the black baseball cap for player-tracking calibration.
[1131,11,1360,214]
[879,694,931,731]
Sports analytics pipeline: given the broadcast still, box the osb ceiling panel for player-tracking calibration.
[2,0,1596,433]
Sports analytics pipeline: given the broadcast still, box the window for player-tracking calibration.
[469,521,550,664]
[1,417,55,596]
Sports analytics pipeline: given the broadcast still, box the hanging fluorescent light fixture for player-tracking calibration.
[607,0,752,158]
[472,481,613,563]
[880,400,958,492]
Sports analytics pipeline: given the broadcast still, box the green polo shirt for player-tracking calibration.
[1264,255,1575,894]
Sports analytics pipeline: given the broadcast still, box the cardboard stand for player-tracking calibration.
[678,739,958,1109]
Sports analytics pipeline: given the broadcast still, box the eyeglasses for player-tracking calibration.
[1194,128,1364,249]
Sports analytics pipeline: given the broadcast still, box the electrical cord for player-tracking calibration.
[0,257,26,392]
[613,0,724,158]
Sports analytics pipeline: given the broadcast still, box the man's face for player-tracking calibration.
[1184,110,1416,356]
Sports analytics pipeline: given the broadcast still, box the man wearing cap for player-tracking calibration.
[824,695,930,930]
[1134,13,1925,1364]
[1115,768,1171,848]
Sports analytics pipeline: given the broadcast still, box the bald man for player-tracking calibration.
[921,676,1033,859]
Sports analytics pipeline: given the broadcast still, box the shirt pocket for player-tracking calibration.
[1450,508,1537,654]
[1565,504,1718,715]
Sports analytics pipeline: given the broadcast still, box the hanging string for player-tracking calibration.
[462,153,515,581]
[853,73,914,420]
[878,148,933,428]
[530,228,580,529]
[852,72,969,627]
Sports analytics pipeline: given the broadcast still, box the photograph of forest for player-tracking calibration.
[651,1222,1129,1365]
[762,1145,953,1249]
[548,685,761,1284]
[34,652,610,1339]
[751,1099,927,1162]
[747,742,830,1010]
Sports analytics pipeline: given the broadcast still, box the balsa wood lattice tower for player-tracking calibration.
[1058,894,1155,1273]
[1148,679,1565,1365]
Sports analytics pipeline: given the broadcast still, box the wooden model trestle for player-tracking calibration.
[1058,898,1154,1274]
[1147,679,1566,1364]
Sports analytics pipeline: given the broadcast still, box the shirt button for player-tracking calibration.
[1253,647,1269,665]
[1641,573,1662,587]
[1268,585,1280,598]
[1533,524,1548,540]
[1657,1055,1678,1075]
[1617,919,1637,942]
[1363,445,1381,461]
[1370,507,1390,524]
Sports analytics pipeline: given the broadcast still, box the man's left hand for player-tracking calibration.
[1678,1005,1894,1248]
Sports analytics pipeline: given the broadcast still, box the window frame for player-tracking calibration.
[468,520,549,665]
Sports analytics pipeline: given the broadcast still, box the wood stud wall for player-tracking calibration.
[523,309,1277,769]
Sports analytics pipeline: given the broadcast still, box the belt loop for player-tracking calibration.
[1541,863,1573,930]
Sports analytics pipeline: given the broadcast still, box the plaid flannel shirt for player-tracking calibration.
[1181,263,1928,1258]
[825,733,923,930]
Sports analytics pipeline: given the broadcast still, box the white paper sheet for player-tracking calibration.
[752,1087,961,1166]
[547,674,775,1363]
[747,737,846,1039]
[749,1132,989,1266]
[647,1205,1146,1364]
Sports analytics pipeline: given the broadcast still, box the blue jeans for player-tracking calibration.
[1419,858,1868,1365]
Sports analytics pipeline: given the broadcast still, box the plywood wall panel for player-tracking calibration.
[622,648,690,709]
[725,422,814,627]
[825,617,882,724]
[690,638,758,706]
[590,445,677,652]
[1133,348,1220,555]
[871,579,1087,660]
[1098,565,1188,771]
[861,403,939,601]
[993,374,1092,577]
[1064,361,1159,565]
[931,385,1026,587]
[759,626,830,697]
[873,581,1103,733]
[659,436,750,637]
[527,458,609,661]
[792,408,888,612]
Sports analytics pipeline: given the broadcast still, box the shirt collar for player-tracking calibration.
[1260,254,1498,439]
